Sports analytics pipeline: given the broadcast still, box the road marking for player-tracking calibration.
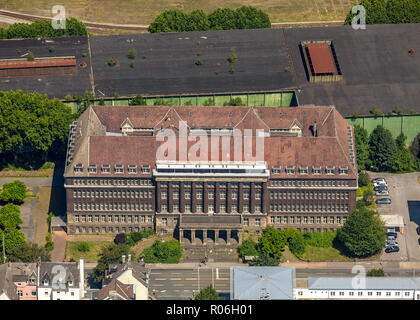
[186,278,196,281]
[154,278,167,281]
[170,278,182,280]
[152,284,164,287]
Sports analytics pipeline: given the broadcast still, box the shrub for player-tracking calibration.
[77,242,90,252]
[40,162,55,170]
[289,233,306,257]
[45,240,54,252]
[358,171,370,187]
[114,233,127,245]
[195,285,220,300]
[126,229,155,246]
[223,97,243,106]
[48,46,55,53]
[228,66,235,74]
[129,94,147,106]
[27,51,35,61]
[128,48,137,59]
[130,62,135,68]
[284,66,291,72]
[227,50,237,63]
[142,240,182,263]
[237,238,258,260]
[82,53,87,57]
[195,59,203,66]
[367,268,385,277]
[108,58,116,67]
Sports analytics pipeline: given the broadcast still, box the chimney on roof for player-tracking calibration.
[313,121,318,137]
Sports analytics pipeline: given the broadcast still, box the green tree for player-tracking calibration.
[362,187,375,206]
[195,285,220,300]
[6,242,51,262]
[386,0,420,23]
[344,0,390,25]
[91,243,131,286]
[148,9,189,33]
[249,252,280,266]
[392,132,415,172]
[409,132,420,160]
[237,238,258,259]
[368,125,397,171]
[0,203,22,229]
[235,6,271,29]
[367,268,385,276]
[354,125,370,170]
[186,10,210,31]
[0,91,73,167]
[0,181,26,204]
[142,240,182,263]
[336,207,386,257]
[0,228,26,252]
[288,233,306,257]
[208,8,237,30]
[257,226,286,260]
[358,171,370,187]
[128,48,137,59]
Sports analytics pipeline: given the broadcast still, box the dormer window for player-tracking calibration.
[128,165,137,174]
[312,166,321,175]
[74,164,83,173]
[299,166,308,175]
[101,165,111,174]
[141,165,151,174]
[272,166,281,174]
[326,166,335,175]
[88,165,97,173]
[339,166,349,175]
[43,280,49,286]
[285,166,295,175]
[115,165,124,174]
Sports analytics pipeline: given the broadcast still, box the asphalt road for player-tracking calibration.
[149,268,231,300]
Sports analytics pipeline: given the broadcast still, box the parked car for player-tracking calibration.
[374,185,388,191]
[387,232,398,238]
[417,227,420,236]
[385,246,399,253]
[374,182,388,189]
[376,198,391,204]
[375,190,389,196]
[386,240,398,247]
[372,177,386,184]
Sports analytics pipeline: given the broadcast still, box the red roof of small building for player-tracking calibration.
[306,43,336,74]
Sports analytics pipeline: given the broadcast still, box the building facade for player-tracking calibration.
[64,105,357,245]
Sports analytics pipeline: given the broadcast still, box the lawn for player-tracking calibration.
[65,241,111,262]
[301,245,382,262]
[0,0,358,25]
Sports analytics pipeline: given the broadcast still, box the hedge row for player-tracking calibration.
[148,6,271,33]
[0,18,87,39]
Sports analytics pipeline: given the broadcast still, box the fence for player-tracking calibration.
[346,114,420,144]
[63,91,298,113]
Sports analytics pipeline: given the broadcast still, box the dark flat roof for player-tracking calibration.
[0,24,419,116]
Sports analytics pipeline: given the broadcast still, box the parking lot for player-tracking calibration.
[369,172,420,261]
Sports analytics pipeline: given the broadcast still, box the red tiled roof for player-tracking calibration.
[66,105,357,179]
[0,57,76,70]
[306,43,336,74]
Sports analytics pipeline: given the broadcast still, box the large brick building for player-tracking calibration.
[64,105,357,246]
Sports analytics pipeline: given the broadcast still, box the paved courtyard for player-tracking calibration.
[369,172,420,262]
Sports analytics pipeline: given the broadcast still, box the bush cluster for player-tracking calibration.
[142,240,182,263]
[149,6,271,33]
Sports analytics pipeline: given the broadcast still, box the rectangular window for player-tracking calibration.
[128,165,137,174]
[255,219,261,226]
